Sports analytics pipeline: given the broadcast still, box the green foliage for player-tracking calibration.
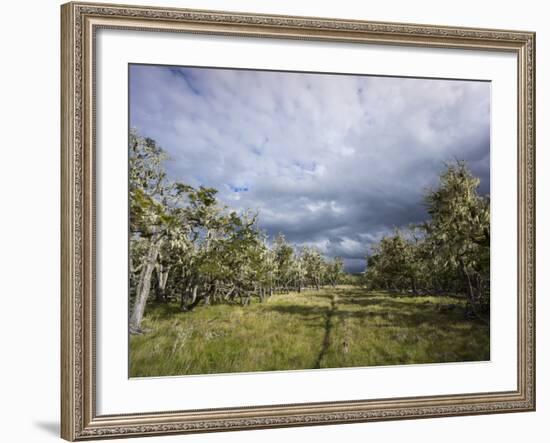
[425,161,490,311]
[364,230,422,293]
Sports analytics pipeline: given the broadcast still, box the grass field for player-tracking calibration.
[129,286,490,377]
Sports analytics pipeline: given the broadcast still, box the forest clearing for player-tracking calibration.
[128,127,491,376]
[129,285,490,377]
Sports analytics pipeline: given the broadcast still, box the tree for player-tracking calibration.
[363,231,421,294]
[326,257,345,287]
[424,161,490,315]
[128,131,202,331]
[272,234,295,291]
[129,130,172,333]
[302,246,325,290]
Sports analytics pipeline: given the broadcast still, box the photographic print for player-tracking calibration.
[128,64,491,378]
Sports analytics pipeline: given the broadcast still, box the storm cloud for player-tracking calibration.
[129,65,490,272]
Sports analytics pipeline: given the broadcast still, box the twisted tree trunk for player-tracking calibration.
[130,233,162,333]
[155,263,170,303]
[459,257,488,325]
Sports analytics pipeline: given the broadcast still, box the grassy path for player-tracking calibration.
[130,286,490,377]
[315,292,337,369]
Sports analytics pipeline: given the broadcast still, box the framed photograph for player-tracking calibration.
[61,1,536,440]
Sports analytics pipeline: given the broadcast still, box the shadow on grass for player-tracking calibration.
[142,288,488,331]
[265,294,489,331]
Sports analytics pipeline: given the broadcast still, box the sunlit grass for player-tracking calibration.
[129,286,489,377]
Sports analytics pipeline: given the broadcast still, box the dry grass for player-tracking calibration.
[129,286,490,377]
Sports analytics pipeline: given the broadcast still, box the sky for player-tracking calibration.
[129,64,490,273]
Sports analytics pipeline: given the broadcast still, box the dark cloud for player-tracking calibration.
[130,65,490,273]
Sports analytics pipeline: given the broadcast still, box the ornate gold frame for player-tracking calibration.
[61,2,536,440]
